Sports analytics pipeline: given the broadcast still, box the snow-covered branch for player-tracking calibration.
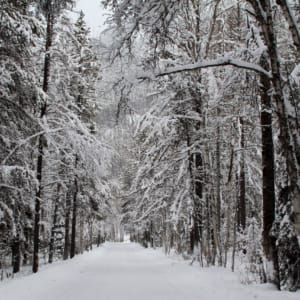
[1,128,63,166]
[138,57,272,79]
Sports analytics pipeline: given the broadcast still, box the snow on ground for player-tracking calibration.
[0,242,299,300]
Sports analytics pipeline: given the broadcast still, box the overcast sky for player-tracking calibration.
[74,0,109,37]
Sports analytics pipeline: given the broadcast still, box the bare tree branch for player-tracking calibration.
[138,57,272,80]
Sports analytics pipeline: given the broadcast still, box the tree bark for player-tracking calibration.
[12,234,20,274]
[63,190,71,260]
[259,53,279,285]
[32,138,43,273]
[48,184,60,263]
[216,109,221,232]
[70,158,79,258]
[32,6,54,274]
[193,152,203,245]
[79,210,84,254]
[238,117,246,231]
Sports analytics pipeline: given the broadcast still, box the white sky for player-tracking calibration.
[73,0,109,37]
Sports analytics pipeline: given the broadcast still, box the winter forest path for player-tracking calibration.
[0,242,299,300]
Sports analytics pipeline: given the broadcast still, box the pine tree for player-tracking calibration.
[0,0,42,274]
[32,0,74,273]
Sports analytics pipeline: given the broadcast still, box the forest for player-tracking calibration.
[0,0,300,294]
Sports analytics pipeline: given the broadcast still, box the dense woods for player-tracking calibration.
[0,0,300,293]
[0,0,111,277]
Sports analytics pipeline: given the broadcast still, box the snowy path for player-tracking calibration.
[0,242,299,300]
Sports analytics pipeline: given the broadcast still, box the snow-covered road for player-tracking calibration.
[0,242,299,300]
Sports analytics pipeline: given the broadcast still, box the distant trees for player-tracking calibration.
[103,0,300,291]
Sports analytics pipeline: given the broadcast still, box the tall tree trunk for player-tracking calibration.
[12,234,20,274]
[224,143,234,267]
[184,121,200,256]
[89,217,93,250]
[79,210,84,254]
[32,139,43,273]
[231,201,238,272]
[48,184,60,263]
[215,114,223,265]
[63,190,71,260]
[149,220,154,248]
[248,0,300,290]
[262,1,300,291]
[193,151,203,248]
[259,53,279,285]
[238,117,246,231]
[186,128,203,258]
[32,8,54,274]
[188,79,204,260]
[70,157,79,258]
[216,115,221,233]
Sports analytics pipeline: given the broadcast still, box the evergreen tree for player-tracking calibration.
[0,0,42,274]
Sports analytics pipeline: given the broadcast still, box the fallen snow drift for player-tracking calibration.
[0,242,299,300]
